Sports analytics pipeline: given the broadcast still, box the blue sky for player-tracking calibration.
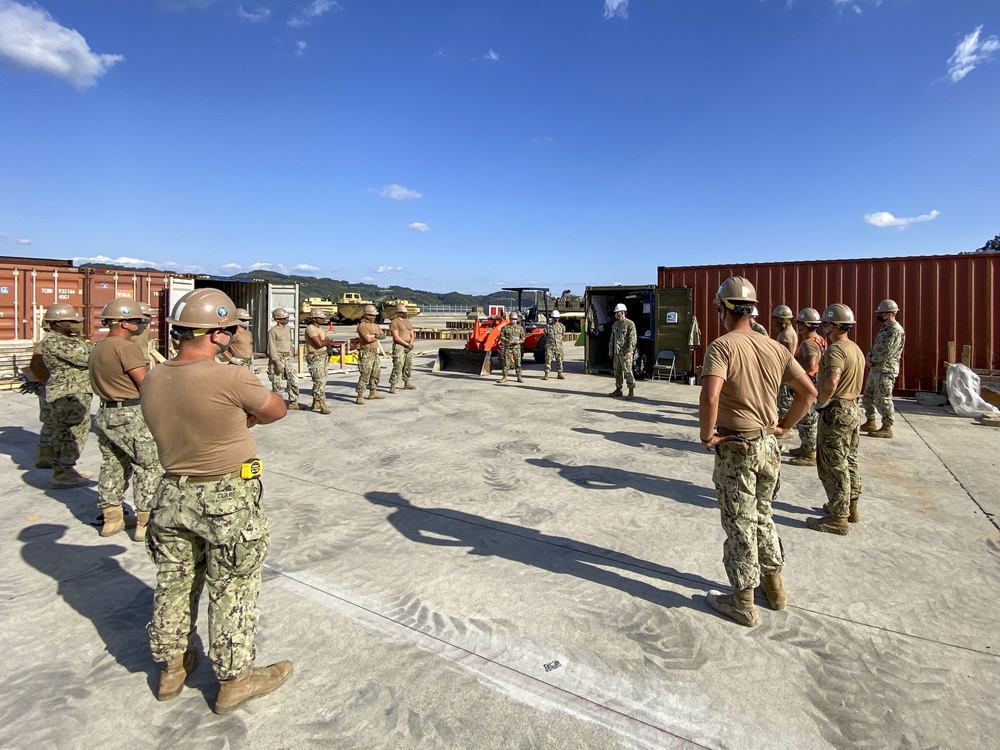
[1,0,998,295]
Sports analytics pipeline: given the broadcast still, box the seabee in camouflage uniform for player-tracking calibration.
[863,303,905,434]
[816,400,863,515]
[41,325,93,476]
[608,305,637,397]
[95,407,161,513]
[543,315,565,379]
[499,316,525,382]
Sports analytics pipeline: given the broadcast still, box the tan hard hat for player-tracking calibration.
[396,304,408,313]
[272,307,289,320]
[363,304,378,316]
[139,301,154,319]
[101,298,143,321]
[168,288,239,328]
[43,303,82,323]
[822,303,856,325]
[796,307,821,324]
[771,305,793,318]
[713,276,757,306]
[509,311,520,320]
[236,308,251,320]
[310,308,328,320]
[876,299,899,313]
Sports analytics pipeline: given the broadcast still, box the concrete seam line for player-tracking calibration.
[268,569,708,750]
[899,411,1000,534]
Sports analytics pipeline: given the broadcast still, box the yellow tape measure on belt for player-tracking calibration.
[241,458,263,480]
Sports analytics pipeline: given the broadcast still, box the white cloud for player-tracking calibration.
[604,0,628,20]
[0,0,124,89]
[288,0,338,28]
[379,184,423,201]
[72,254,158,266]
[0,232,9,240]
[947,25,1000,83]
[294,40,307,57]
[243,261,321,275]
[237,5,271,22]
[864,209,940,229]
[481,48,499,62]
[407,222,430,232]
[17,238,33,245]
[361,276,374,283]
[375,265,404,273]
[292,263,320,273]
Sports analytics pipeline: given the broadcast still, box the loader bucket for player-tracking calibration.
[434,348,493,376]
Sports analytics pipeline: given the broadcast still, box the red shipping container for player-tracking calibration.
[658,253,1000,395]
[82,268,175,356]
[0,257,84,341]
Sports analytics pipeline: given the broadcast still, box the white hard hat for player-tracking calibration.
[614,303,627,313]
[550,310,560,318]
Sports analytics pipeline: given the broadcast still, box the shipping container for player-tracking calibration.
[584,284,696,380]
[658,252,1000,394]
[82,268,178,357]
[191,277,300,358]
[0,257,84,341]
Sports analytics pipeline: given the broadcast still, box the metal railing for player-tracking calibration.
[420,305,472,314]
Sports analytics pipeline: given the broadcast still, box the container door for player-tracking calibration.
[268,282,300,359]
[654,287,695,376]
[167,276,196,317]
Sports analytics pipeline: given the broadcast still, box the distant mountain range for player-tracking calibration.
[78,263,524,308]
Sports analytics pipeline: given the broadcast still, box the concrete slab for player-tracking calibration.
[1,344,997,749]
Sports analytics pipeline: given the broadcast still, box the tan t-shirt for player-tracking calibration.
[357,321,381,351]
[818,339,865,401]
[267,325,293,359]
[304,323,328,354]
[89,336,147,401]
[776,326,798,355]
[702,330,805,431]
[230,326,254,360]
[796,335,824,377]
[389,317,414,346]
[141,359,269,475]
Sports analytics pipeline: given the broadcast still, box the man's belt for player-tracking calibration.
[717,426,775,439]
[164,470,242,485]
[102,398,141,408]
[830,397,859,405]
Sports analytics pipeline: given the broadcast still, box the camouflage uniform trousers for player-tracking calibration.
[305,353,329,407]
[357,348,380,394]
[48,392,93,471]
[863,370,897,427]
[502,345,522,377]
[797,403,819,451]
[37,386,53,449]
[613,350,635,390]
[389,343,413,386]
[777,383,793,420]
[146,475,269,680]
[95,405,163,511]
[816,402,863,517]
[712,435,784,590]
[268,355,299,402]
[544,343,564,374]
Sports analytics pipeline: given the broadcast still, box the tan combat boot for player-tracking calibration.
[498,376,508,384]
[707,588,759,627]
[788,451,816,466]
[860,418,878,432]
[35,445,53,469]
[848,498,860,523]
[388,384,397,394]
[557,372,565,380]
[806,514,850,535]
[516,375,524,383]
[609,387,623,397]
[368,389,385,400]
[404,382,417,390]
[625,386,635,401]
[787,445,807,457]
[134,511,150,543]
[761,573,787,610]
[288,401,299,411]
[542,371,549,381]
[318,403,331,415]
[355,393,365,405]
[868,426,893,439]
[99,506,126,537]
[157,648,199,701]
[214,661,294,715]
[51,467,90,489]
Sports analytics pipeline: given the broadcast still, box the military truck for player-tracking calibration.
[583,285,696,380]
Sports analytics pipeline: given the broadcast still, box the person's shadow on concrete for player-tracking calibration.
[18,524,176,698]
[571,426,704,454]
[366,492,723,611]
[0,425,101,528]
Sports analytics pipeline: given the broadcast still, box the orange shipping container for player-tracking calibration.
[82,268,177,356]
[658,252,1000,395]
[0,257,84,341]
